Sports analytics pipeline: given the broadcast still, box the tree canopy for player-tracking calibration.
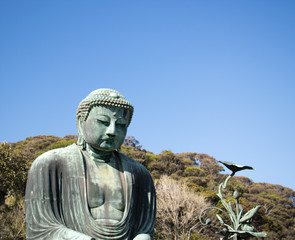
[0,135,294,239]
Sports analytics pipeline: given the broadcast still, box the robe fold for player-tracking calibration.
[25,144,156,240]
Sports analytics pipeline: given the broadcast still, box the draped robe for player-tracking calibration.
[25,144,156,240]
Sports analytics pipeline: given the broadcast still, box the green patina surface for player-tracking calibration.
[25,89,156,240]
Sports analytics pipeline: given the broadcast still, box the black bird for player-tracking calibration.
[218,161,254,176]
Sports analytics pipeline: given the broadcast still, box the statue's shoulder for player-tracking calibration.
[30,144,80,169]
[118,152,151,175]
[118,152,143,166]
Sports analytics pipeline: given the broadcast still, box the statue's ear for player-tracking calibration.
[77,116,84,146]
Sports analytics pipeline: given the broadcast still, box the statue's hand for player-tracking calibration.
[133,234,152,240]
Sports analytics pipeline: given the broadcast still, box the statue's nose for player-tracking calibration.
[106,122,116,136]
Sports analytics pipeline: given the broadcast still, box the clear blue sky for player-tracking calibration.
[1,1,294,190]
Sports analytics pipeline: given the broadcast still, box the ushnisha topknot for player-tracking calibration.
[76,88,134,126]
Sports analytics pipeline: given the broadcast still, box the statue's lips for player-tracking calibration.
[101,138,116,143]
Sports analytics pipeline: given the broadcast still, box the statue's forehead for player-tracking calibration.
[89,105,127,117]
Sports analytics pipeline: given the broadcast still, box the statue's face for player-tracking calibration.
[80,105,130,152]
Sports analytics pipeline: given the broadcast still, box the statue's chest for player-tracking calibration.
[86,162,125,211]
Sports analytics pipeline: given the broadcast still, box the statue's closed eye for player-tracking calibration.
[96,119,110,125]
[96,116,110,125]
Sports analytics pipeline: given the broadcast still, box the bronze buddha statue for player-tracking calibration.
[25,89,156,240]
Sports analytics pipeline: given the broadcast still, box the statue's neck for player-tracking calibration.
[85,144,113,163]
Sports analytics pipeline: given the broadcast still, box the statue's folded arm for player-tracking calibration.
[25,151,95,240]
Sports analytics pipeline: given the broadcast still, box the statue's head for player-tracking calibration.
[76,88,134,152]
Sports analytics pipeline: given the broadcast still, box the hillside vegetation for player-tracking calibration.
[0,135,294,239]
